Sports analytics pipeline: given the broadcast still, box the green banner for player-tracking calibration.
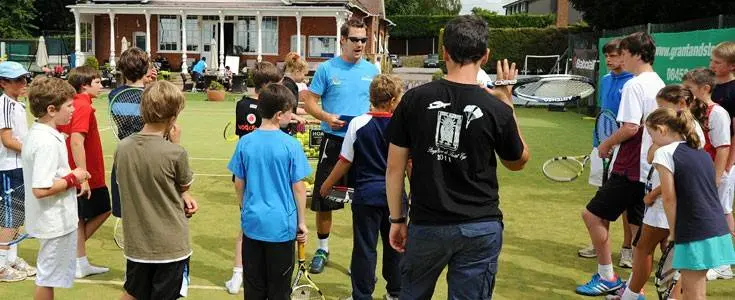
[597,28,735,106]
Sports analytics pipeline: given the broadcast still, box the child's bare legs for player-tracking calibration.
[34,286,54,300]
[726,213,734,235]
[680,270,707,300]
[620,212,634,268]
[120,291,135,300]
[627,225,669,293]
[225,232,243,294]
[76,211,111,278]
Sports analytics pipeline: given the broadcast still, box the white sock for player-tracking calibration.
[621,287,640,300]
[319,238,329,252]
[598,264,615,281]
[232,266,243,279]
[0,249,8,267]
[77,256,89,267]
[7,244,17,264]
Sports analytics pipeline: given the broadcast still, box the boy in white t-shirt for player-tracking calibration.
[22,77,90,300]
[0,61,35,282]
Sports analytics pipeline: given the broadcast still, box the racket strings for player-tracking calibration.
[110,89,144,140]
[292,285,323,300]
[532,80,593,97]
[543,158,585,181]
[595,114,619,142]
[0,182,26,245]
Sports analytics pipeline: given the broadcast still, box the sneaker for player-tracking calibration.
[0,266,27,282]
[619,248,633,268]
[578,245,597,258]
[10,258,36,277]
[604,283,645,300]
[706,265,734,281]
[309,249,329,274]
[575,273,624,296]
[225,275,242,294]
[75,264,109,278]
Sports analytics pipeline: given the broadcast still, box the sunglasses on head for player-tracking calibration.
[348,37,368,44]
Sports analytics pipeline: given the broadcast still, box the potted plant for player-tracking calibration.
[207,80,226,101]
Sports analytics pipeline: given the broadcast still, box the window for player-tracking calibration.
[80,22,92,53]
[185,16,200,52]
[290,35,306,54]
[158,15,180,51]
[308,36,336,58]
[235,16,278,54]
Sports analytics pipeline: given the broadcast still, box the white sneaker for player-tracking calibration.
[75,264,109,278]
[10,257,36,277]
[619,248,633,268]
[225,275,242,294]
[578,245,597,258]
[706,265,734,281]
[0,266,26,282]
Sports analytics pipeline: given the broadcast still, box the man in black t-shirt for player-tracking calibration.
[385,15,529,298]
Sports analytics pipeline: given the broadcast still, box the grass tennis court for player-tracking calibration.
[1,93,732,299]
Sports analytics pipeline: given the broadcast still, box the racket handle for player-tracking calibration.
[297,241,306,262]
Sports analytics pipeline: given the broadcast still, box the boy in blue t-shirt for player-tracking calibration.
[227,83,311,298]
[318,74,405,300]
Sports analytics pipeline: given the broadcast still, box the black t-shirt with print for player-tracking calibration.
[388,79,524,225]
[235,96,261,137]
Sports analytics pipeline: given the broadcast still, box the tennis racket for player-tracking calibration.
[113,218,124,249]
[655,242,679,300]
[488,74,595,103]
[291,241,324,300]
[0,178,26,247]
[324,186,354,204]
[223,120,238,142]
[542,155,590,182]
[595,110,620,185]
[109,87,144,141]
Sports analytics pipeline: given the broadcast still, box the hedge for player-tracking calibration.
[483,27,584,74]
[389,14,556,39]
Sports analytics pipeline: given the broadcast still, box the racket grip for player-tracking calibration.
[297,241,306,262]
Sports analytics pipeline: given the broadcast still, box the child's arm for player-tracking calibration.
[656,164,677,240]
[0,129,22,152]
[33,168,89,199]
[234,177,245,209]
[647,144,660,164]
[643,186,661,206]
[69,133,91,198]
[714,146,730,186]
[318,159,352,198]
[182,190,198,218]
[293,180,308,244]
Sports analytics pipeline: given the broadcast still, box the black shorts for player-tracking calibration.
[311,133,352,212]
[586,173,645,226]
[0,168,24,228]
[77,187,111,220]
[124,257,190,300]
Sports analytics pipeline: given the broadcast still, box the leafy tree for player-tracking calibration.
[0,0,36,38]
[570,0,735,30]
[33,0,76,34]
[471,7,497,16]
[386,0,462,16]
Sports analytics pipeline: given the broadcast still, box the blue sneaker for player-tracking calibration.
[576,273,623,296]
[604,283,646,300]
[309,249,329,274]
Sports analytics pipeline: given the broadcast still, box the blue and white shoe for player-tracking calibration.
[575,273,624,296]
[604,283,646,300]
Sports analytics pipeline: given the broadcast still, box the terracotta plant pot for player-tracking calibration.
[207,89,225,101]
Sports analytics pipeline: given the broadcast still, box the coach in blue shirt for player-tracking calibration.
[303,17,379,274]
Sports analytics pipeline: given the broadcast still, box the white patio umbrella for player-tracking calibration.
[35,36,48,68]
[120,36,129,53]
[209,38,218,73]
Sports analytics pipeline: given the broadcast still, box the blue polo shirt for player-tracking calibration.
[192,60,207,74]
[309,57,378,137]
[227,129,312,243]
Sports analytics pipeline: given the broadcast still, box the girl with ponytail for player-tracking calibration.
[646,107,735,300]
[281,52,309,133]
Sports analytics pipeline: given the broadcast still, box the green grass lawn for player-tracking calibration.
[1,93,732,299]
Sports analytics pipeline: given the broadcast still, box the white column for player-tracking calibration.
[109,11,116,69]
[335,14,344,57]
[256,12,263,62]
[296,14,302,57]
[73,9,82,67]
[219,12,225,74]
[181,11,188,71]
[144,11,151,54]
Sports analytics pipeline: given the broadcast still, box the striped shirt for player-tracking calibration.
[0,93,28,170]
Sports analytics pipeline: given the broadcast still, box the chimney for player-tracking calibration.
[556,0,569,28]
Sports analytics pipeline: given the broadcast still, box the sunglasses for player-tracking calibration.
[348,37,368,44]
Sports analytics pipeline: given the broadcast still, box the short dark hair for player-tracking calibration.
[603,38,622,55]
[118,47,150,82]
[620,32,656,64]
[67,66,101,93]
[443,15,488,66]
[340,18,366,37]
[201,57,206,61]
[252,62,282,92]
[28,77,76,118]
[258,83,296,119]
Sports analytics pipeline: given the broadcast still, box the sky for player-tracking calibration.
[460,0,507,15]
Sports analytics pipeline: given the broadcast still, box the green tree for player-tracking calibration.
[33,0,76,34]
[0,0,37,38]
[570,0,735,30]
[471,7,497,16]
[386,0,462,16]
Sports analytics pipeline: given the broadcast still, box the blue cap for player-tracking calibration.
[0,61,30,79]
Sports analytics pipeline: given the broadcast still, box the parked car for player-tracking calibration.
[389,54,401,68]
[423,54,439,68]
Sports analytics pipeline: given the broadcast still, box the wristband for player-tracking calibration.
[62,173,79,190]
[389,216,407,224]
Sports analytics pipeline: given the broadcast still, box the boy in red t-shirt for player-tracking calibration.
[58,66,110,278]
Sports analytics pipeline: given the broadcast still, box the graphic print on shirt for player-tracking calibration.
[463,105,483,129]
[427,101,451,110]
[428,110,468,162]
